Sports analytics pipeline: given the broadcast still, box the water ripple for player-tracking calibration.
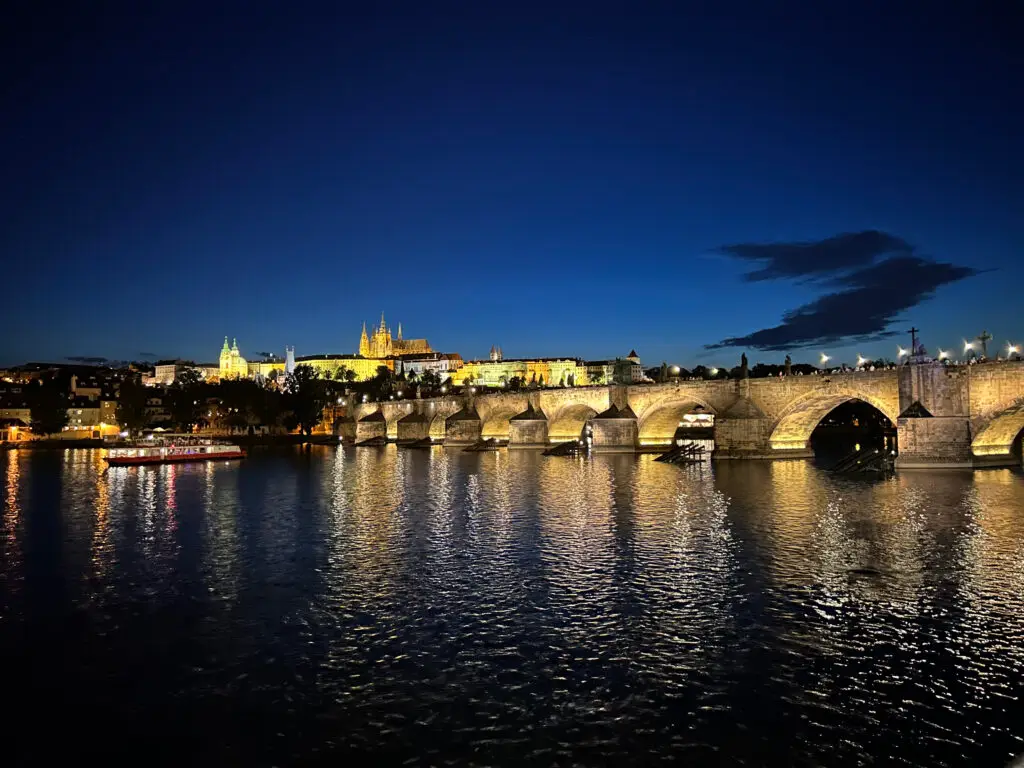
[1,447,1023,766]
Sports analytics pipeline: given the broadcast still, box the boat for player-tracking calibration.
[105,439,245,466]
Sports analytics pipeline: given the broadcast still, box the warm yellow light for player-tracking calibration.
[937,349,949,360]
[709,367,719,376]
[820,353,831,365]
[964,340,974,353]
[897,346,908,357]
[1008,343,1020,355]
[856,355,867,367]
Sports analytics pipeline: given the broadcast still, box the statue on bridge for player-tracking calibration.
[784,354,792,376]
[740,353,749,379]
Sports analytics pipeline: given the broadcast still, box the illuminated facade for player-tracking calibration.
[451,357,589,388]
[359,314,431,358]
[585,350,644,384]
[398,353,463,382]
[295,354,392,382]
[218,337,249,379]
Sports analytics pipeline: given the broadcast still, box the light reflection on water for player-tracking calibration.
[1,446,1023,766]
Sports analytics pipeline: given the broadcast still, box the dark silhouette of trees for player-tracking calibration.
[116,375,148,435]
[28,380,69,435]
[285,364,327,436]
[170,367,204,432]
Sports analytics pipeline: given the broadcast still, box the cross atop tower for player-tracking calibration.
[909,327,919,357]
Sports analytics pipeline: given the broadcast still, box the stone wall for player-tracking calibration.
[396,413,431,442]
[508,419,548,448]
[896,417,973,467]
[590,417,638,453]
[355,417,387,443]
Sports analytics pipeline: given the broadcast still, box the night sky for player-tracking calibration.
[3,2,1021,368]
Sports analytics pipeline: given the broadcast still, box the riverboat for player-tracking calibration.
[105,440,245,466]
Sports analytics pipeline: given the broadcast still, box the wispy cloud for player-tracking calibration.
[707,232,982,350]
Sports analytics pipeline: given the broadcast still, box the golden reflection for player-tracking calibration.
[536,454,616,648]
[90,455,113,581]
[719,461,949,656]
[329,445,406,595]
[630,456,738,666]
[958,470,1024,615]
[3,449,22,565]
[201,455,242,605]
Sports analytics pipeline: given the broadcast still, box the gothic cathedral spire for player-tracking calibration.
[359,322,370,357]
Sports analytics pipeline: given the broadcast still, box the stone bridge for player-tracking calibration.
[335,361,1024,468]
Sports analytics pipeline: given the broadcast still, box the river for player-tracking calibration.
[2,446,1023,766]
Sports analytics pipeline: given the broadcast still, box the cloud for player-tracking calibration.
[65,356,109,364]
[718,230,912,282]
[707,245,982,351]
[138,352,157,358]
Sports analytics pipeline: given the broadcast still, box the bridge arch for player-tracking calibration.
[636,397,717,445]
[478,405,524,440]
[971,399,1024,458]
[768,389,898,451]
[548,404,598,442]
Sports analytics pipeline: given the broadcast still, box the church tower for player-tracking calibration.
[359,322,370,356]
[219,337,231,377]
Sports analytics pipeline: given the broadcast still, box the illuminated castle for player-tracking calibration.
[359,313,431,358]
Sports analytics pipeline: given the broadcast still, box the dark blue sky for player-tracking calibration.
[3,2,1021,368]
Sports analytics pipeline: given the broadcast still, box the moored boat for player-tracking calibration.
[105,440,245,466]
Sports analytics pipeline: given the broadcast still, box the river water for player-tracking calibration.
[2,446,1023,766]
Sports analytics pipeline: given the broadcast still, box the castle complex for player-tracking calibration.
[174,313,640,387]
[359,314,432,358]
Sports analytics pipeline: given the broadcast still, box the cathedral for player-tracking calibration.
[359,314,431,358]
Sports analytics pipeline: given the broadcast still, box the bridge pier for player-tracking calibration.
[396,410,431,443]
[588,404,639,453]
[445,403,482,445]
[355,410,387,442]
[508,403,548,448]
[333,414,356,442]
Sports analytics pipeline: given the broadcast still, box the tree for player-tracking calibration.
[463,373,477,387]
[170,367,204,432]
[659,362,668,383]
[323,369,333,380]
[371,365,394,399]
[116,375,149,435]
[285,364,327,436]
[508,375,524,392]
[335,366,349,382]
[590,370,605,385]
[344,368,358,383]
[28,380,70,436]
[537,374,544,387]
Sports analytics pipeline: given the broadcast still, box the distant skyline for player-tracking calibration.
[2,3,1021,367]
